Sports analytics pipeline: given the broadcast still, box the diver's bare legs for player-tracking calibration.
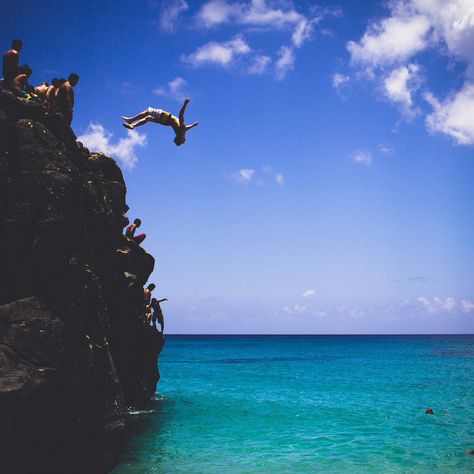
[121,110,149,123]
[123,116,152,130]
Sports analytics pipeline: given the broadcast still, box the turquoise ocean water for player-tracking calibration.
[114,335,474,473]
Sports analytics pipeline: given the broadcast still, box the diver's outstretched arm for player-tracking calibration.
[185,121,199,132]
[179,98,190,127]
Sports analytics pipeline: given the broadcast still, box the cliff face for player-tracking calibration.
[0,91,163,473]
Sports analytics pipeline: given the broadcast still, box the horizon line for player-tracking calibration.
[164,333,474,336]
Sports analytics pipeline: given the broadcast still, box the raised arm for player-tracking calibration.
[179,98,190,127]
[157,298,168,303]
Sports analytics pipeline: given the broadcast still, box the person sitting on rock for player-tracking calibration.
[2,39,22,90]
[151,297,167,333]
[12,65,35,97]
[34,81,49,105]
[55,73,79,125]
[125,218,146,244]
[45,78,60,112]
[121,97,199,146]
[144,283,156,305]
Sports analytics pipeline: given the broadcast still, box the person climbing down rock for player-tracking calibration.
[121,97,199,146]
[151,297,167,333]
[144,283,156,305]
[55,73,79,125]
[125,218,146,244]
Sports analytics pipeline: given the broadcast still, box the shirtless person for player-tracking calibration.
[34,81,49,105]
[121,98,199,146]
[45,78,60,112]
[55,73,79,125]
[12,65,34,96]
[2,40,22,89]
[150,297,168,332]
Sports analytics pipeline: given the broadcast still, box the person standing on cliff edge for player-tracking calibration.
[121,98,199,146]
[2,40,23,90]
[56,73,79,125]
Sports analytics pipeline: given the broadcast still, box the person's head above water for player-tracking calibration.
[68,73,79,86]
[11,39,23,52]
[134,218,142,227]
[147,283,156,291]
[174,136,186,147]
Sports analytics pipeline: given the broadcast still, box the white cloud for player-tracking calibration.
[302,289,315,298]
[197,0,317,48]
[347,12,430,67]
[424,82,474,145]
[153,76,189,101]
[383,63,421,117]
[346,0,474,144]
[332,73,350,91]
[275,46,295,80]
[352,150,372,165]
[78,123,147,170]
[461,299,474,313]
[247,54,272,75]
[417,296,457,313]
[160,0,189,33]
[284,303,307,315]
[275,173,284,185]
[182,35,251,67]
[197,0,241,27]
[231,168,255,183]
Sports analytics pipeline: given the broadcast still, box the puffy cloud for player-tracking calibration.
[461,299,474,313]
[347,13,430,67]
[383,63,421,117]
[275,173,284,185]
[78,123,147,170]
[275,46,295,80]
[231,168,255,183]
[247,54,272,75]
[153,76,189,101]
[424,82,474,145]
[230,166,284,186]
[302,289,315,298]
[417,296,457,313]
[352,150,372,165]
[160,0,189,33]
[182,35,251,67]
[332,73,350,91]
[345,0,474,144]
[197,0,317,48]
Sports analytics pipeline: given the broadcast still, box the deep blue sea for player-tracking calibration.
[114,335,474,473]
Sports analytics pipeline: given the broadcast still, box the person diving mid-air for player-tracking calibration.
[121,97,199,146]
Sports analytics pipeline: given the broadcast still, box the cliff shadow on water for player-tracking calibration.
[0,90,164,473]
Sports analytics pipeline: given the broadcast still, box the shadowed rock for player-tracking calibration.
[0,90,163,473]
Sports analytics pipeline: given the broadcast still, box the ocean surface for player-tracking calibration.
[113,335,474,473]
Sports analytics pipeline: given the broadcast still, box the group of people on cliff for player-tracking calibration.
[1,40,79,125]
[124,218,167,334]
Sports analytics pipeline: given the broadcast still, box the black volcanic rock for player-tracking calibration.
[0,91,163,473]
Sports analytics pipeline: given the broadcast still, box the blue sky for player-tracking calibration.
[3,0,474,333]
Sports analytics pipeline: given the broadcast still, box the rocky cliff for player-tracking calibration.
[0,90,164,473]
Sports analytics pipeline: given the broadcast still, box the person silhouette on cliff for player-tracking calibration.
[144,283,156,304]
[121,98,199,146]
[150,297,167,333]
[55,73,79,125]
[2,40,23,90]
[125,218,146,244]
